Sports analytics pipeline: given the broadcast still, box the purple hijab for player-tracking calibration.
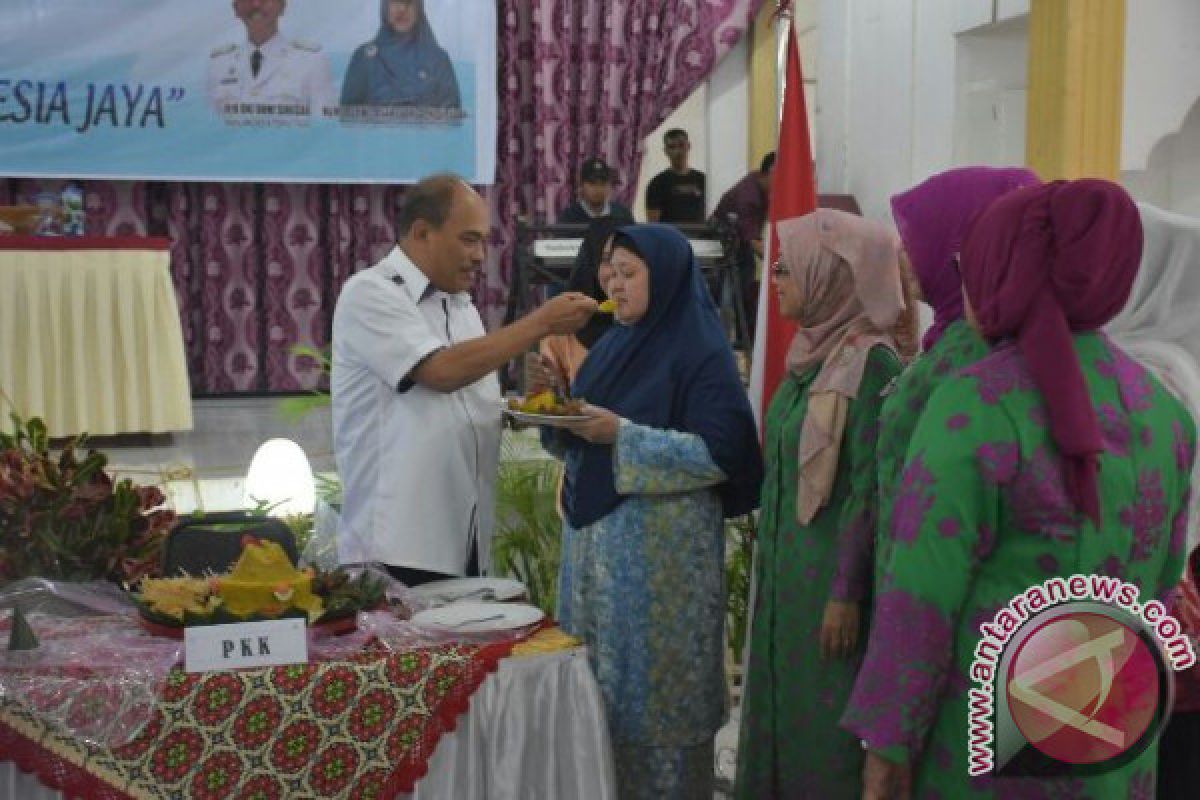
[960,179,1143,524]
[891,166,1041,349]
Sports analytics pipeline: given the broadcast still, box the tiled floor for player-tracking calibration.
[100,396,550,514]
[99,397,336,513]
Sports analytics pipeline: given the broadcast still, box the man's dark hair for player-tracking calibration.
[397,173,467,237]
[760,151,777,174]
[663,128,689,145]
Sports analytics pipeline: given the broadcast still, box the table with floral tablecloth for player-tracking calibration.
[0,616,615,800]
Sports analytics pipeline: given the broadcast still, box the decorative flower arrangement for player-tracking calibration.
[0,414,175,586]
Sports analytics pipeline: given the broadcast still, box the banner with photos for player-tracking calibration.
[0,0,497,184]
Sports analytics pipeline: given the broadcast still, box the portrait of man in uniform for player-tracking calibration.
[207,0,336,119]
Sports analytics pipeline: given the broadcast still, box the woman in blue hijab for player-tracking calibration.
[545,223,762,799]
[340,0,461,109]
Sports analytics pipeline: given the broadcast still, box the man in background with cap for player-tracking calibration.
[557,157,635,225]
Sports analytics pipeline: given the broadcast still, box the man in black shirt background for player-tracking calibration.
[645,129,706,223]
[558,157,635,225]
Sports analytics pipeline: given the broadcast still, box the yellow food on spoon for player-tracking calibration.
[597,299,617,313]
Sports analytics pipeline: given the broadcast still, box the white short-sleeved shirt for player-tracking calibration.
[331,246,502,574]
[207,32,336,116]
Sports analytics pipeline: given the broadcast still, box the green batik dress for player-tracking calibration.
[736,345,902,799]
[875,319,990,587]
[843,334,1197,798]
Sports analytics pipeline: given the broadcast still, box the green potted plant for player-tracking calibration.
[724,514,756,671]
[276,345,333,424]
[491,440,563,616]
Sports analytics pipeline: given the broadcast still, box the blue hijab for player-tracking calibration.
[562,224,763,528]
[341,0,461,108]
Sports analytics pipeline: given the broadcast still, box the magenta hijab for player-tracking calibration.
[891,166,1041,350]
[960,179,1143,524]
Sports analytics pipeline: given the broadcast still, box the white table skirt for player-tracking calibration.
[1,648,616,800]
[0,239,193,437]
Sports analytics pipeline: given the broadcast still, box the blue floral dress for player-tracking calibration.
[552,420,727,799]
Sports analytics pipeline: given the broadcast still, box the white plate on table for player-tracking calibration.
[411,602,545,633]
[409,576,527,604]
[503,408,588,427]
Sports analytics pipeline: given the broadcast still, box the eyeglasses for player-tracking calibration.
[770,260,790,278]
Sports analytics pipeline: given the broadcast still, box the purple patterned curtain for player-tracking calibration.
[3,0,760,395]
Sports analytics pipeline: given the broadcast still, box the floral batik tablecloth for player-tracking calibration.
[0,635,527,799]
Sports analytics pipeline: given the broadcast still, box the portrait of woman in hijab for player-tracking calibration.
[340,0,461,109]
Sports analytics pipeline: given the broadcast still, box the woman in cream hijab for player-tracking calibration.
[736,209,912,799]
[1107,202,1200,800]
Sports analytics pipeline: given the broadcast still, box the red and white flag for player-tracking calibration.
[748,15,817,430]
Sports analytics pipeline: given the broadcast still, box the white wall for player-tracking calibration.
[1122,1,1200,173]
[1120,0,1200,216]
[812,0,1200,223]
[815,0,1036,223]
[813,0,968,223]
[818,0,915,221]
[633,35,752,221]
[641,0,1200,228]
[707,35,752,214]
[954,17,1029,168]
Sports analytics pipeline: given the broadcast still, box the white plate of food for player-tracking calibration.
[503,392,589,427]
[409,576,527,604]
[411,602,545,633]
[504,408,589,427]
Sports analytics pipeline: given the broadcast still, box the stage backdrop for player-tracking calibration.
[0,0,496,184]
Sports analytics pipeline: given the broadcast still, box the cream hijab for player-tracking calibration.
[1107,203,1200,553]
[779,210,910,524]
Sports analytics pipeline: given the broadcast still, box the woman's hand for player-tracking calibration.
[524,352,560,396]
[861,750,911,800]
[563,404,621,444]
[819,600,860,660]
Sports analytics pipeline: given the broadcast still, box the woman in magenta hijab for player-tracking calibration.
[875,167,1040,585]
[842,179,1197,797]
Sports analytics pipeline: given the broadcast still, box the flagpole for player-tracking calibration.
[736,0,790,755]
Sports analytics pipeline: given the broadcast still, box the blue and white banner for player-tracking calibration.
[0,0,496,184]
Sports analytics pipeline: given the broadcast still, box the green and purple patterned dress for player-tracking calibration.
[843,334,1197,798]
[736,345,902,799]
[875,319,989,586]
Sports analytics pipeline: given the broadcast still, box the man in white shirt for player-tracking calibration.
[208,0,335,120]
[332,175,597,585]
